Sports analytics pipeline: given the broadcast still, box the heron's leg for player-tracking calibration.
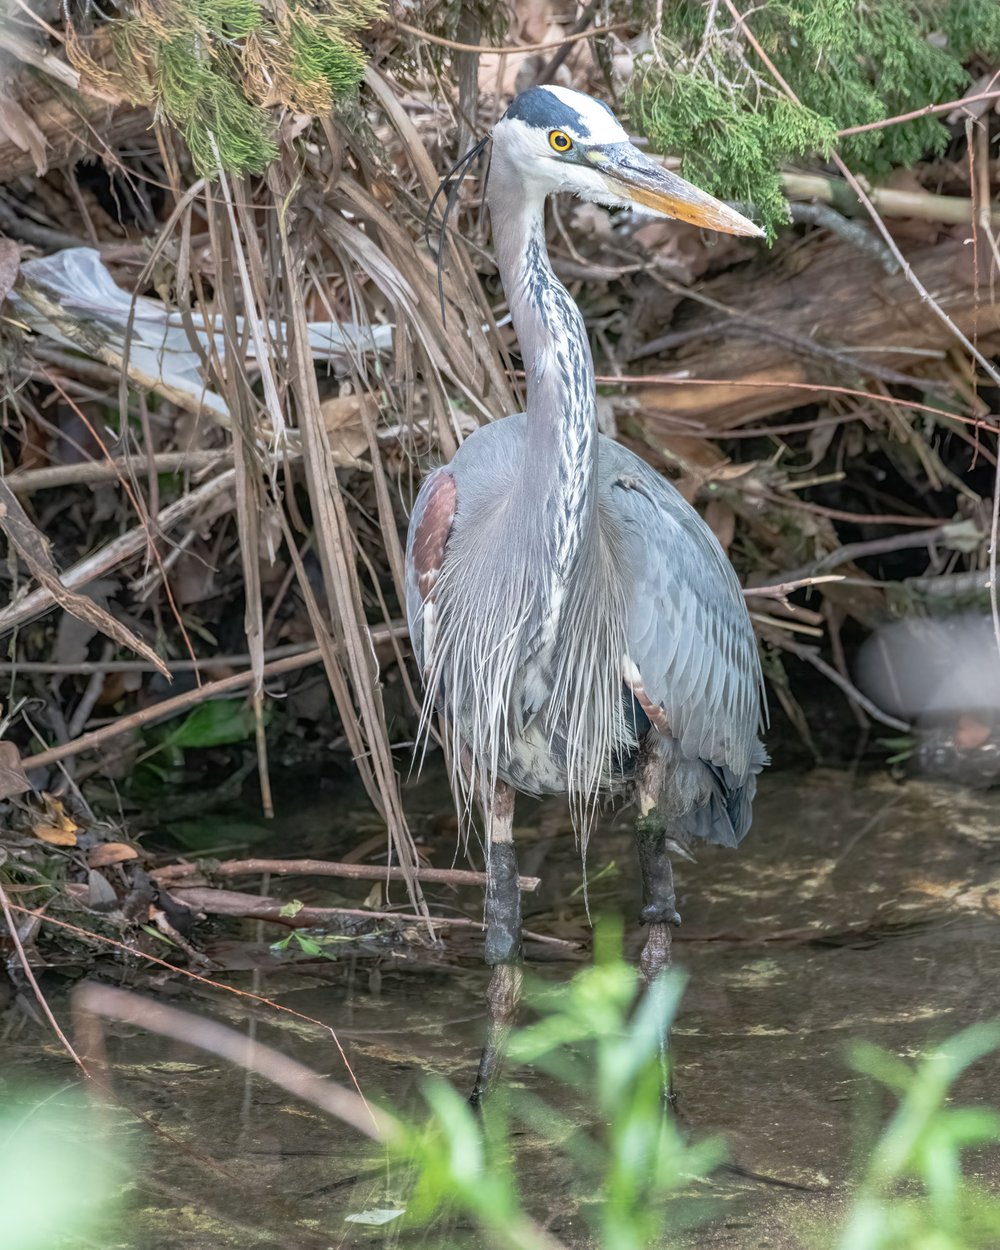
[634,751,682,1106]
[469,780,523,1108]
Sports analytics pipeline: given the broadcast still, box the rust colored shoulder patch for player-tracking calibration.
[413,471,457,601]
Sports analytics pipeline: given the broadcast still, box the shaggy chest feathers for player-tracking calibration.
[427,495,639,801]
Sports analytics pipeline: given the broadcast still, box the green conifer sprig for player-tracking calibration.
[628,0,1000,236]
[93,0,384,177]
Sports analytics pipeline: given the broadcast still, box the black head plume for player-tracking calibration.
[424,133,490,327]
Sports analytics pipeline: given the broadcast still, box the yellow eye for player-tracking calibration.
[548,130,573,153]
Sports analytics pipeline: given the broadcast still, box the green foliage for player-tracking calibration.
[835,1022,1000,1250]
[401,924,725,1250]
[288,4,383,101]
[1,1090,121,1250]
[164,697,260,749]
[628,0,1000,236]
[100,0,384,176]
[155,34,278,177]
[392,934,1000,1249]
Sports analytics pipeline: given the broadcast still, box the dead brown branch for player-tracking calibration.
[0,465,253,636]
[6,450,234,494]
[151,856,541,893]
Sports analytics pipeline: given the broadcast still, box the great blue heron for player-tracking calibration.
[405,85,767,1103]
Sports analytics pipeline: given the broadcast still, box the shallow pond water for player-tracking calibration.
[3,767,1000,1248]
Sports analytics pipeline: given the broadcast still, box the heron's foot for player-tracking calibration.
[639,920,673,984]
[469,963,523,1108]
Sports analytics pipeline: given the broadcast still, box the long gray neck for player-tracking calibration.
[487,152,598,571]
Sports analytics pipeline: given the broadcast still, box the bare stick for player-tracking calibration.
[167,886,577,949]
[18,649,319,771]
[6,450,235,494]
[782,172,1000,228]
[742,575,844,600]
[773,638,911,732]
[0,641,317,674]
[74,982,395,1142]
[152,856,541,893]
[593,374,987,431]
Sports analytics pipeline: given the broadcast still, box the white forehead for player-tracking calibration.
[501,85,629,145]
[541,87,629,143]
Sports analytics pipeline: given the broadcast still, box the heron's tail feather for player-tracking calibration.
[650,738,768,847]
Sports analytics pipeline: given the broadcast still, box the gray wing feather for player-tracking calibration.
[599,438,764,780]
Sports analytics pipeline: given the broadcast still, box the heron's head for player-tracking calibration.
[490,85,762,238]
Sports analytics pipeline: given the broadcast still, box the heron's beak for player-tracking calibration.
[589,143,764,238]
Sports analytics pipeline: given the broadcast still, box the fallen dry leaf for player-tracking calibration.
[87,842,139,868]
[33,822,78,846]
[321,395,372,468]
[0,740,30,799]
[32,794,80,846]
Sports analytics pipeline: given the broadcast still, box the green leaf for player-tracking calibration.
[165,699,258,749]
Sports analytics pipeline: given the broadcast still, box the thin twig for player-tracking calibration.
[6,450,234,494]
[836,88,1000,137]
[772,638,911,732]
[593,374,987,432]
[743,575,844,600]
[0,641,317,674]
[0,883,87,1072]
[16,626,410,773]
[391,19,627,55]
[8,902,377,1051]
[19,642,346,772]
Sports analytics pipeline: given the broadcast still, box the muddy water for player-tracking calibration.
[3,768,1000,1248]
